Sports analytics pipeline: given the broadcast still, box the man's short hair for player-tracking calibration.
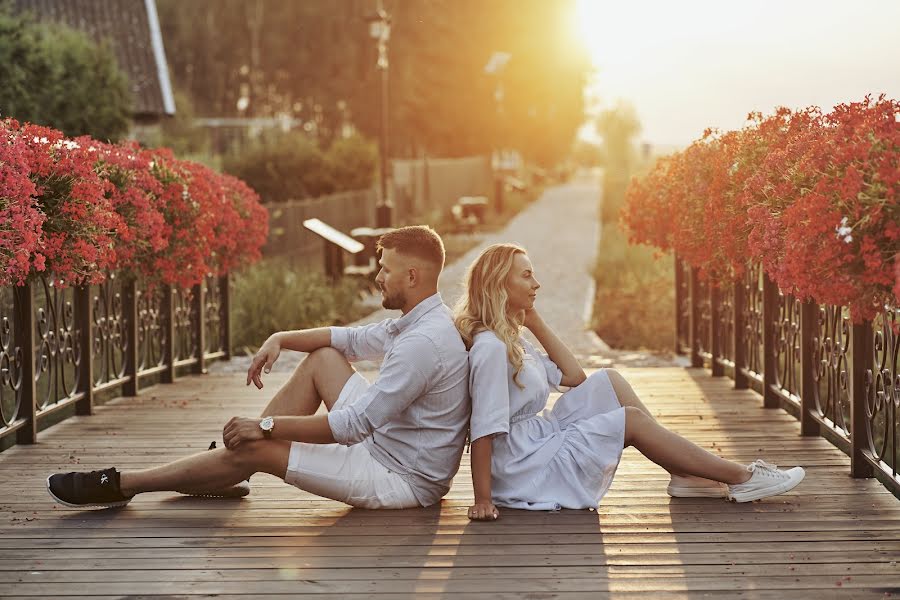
[377,225,445,269]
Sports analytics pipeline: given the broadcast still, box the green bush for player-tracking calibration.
[223,132,377,203]
[223,132,333,202]
[230,257,370,353]
[0,6,131,141]
[325,135,377,191]
[592,223,675,352]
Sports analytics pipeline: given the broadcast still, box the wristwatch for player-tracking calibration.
[260,416,275,439]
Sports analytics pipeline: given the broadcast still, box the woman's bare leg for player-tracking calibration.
[623,406,750,485]
[606,369,701,480]
[120,441,292,496]
[605,369,658,420]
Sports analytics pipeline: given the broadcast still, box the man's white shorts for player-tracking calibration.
[283,371,420,509]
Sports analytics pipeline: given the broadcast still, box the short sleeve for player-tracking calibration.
[523,338,563,391]
[468,335,511,442]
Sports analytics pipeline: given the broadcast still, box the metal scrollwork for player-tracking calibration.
[741,264,764,380]
[677,260,691,353]
[92,274,127,386]
[136,282,165,372]
[203,275,223,355]
[173,287,197,362]
[773,292,802,403]
[716,283,735,365]
[696,276,711,359]
[0,287,21,429]
[34,278,80,411]
[865,308,898,476]
[812,304,851,438]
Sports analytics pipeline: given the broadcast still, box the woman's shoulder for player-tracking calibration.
[470,330,507,354]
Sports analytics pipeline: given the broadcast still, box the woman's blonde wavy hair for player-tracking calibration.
[453,243,528,388]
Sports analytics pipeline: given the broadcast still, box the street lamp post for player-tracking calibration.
[484,51,511,215]
[367,3,392,228]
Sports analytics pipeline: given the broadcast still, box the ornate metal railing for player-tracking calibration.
[675,256,899,496]
[0,273,230,448]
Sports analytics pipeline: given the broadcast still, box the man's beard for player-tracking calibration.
[381,288,405,310]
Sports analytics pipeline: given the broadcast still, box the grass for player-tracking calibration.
[592,222,675,352]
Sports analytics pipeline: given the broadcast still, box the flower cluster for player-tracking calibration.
[1,118,267,289]
[622,95,900,321]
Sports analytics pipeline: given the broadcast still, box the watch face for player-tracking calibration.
[261,417,274,431]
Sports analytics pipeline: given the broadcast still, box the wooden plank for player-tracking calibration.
[0,366,897,598]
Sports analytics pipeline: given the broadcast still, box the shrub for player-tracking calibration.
[592,223,674,352]
[622,96,900,321]
[230,257,369,352]
[0,117,268,289]
[223,132,378,203]
[223,132,334,202]
[325,135,377,191]
[0,6,131,141]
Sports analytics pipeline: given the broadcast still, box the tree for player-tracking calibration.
[595,102,642,223]
[0,6,131,141]
[157,0,592,166]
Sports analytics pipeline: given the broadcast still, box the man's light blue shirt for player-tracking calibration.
[327,293,470,506]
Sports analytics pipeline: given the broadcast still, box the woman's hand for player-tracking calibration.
[468,501,500,521]
[223,417,264,449]
[522,308,543,331]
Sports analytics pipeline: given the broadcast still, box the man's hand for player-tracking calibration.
[223,417,265,449]
[247,336,282,389]
[467,501,499,521]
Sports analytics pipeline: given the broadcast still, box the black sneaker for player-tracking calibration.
[47,467,133,509]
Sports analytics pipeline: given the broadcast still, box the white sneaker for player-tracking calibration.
[667,475,729,498]
[727,460,805,502]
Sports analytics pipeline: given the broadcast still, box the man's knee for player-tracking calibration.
[225,441,290,476]
[301,346,348,372]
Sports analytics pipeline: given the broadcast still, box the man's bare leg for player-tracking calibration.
[121,441,292,496]
[177,347,355,496]
[259,347,356,417]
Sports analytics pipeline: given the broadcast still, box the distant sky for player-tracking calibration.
[574,0,900,148]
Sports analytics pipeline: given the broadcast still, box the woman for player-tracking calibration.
[454,244,805,520]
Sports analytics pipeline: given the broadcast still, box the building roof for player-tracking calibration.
[12,0,175,120]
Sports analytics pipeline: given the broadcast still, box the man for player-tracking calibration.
[47,225,470,510]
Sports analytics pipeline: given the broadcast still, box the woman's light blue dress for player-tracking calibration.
[469,330,626,510]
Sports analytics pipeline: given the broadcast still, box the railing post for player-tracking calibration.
[192,281,206,375]
[799,300,818,436]
[762,273,779,408]
[162,285,175,384]
[850,321,874,478]
[675,256,684,355]
[14,283,36,444]
[122,278,139,397]
[689,267,702,368]
[711,283,724,376]
[74,285,93,415]
[220,274,231,360]
[733,275,748,389]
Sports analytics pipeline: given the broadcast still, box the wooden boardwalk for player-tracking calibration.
[2,367,899,598]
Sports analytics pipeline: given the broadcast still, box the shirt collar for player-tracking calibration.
[388,293,444,335]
